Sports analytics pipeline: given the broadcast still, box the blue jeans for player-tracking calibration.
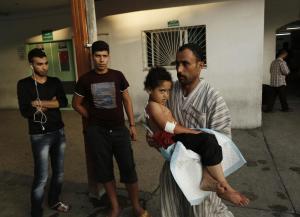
[30,128,66,217]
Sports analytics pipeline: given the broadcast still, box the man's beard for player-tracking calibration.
[34,71,47,77]
[177,75,189,85]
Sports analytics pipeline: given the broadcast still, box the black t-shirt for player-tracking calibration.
[74,69,129,128]
[17,76,68,134]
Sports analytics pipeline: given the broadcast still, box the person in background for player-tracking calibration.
[17,48,70,217]
[264,49,290,112]
[72,41,151,217]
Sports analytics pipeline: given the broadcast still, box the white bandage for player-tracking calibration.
[164,121,176,134]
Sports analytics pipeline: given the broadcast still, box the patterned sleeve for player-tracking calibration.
[207,90,232,138]
[279,61,290,75]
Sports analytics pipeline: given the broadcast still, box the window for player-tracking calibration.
[142,25,206,69]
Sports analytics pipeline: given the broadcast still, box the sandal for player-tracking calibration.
[51,201,71,212]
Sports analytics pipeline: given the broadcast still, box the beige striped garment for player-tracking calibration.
[161,79,233,217]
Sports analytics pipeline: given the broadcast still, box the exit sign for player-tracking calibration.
[42,30,53,41]
[168,20,180,27]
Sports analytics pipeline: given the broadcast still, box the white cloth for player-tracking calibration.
[169,129,246,206]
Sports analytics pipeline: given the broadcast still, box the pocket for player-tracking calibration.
[85,125,98,139]
[58,128,66,144]
[58,128,65,136]
[30,134,44,143]
[182,106,206,128]
[115,126,130,138]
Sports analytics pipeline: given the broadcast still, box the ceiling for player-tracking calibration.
[277,20,300,33]
[0,0,221,17]
[1,0,299,29]
[0,0,69,16]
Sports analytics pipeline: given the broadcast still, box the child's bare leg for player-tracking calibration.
[206,164,250,206]
[206,164,227,188]
[200,168,221,192]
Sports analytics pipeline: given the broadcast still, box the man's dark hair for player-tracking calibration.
[92,40,110,54]
[144,66,172,90]
[178,43,204,61]
[277,49,288,58]
[28,48,47,63]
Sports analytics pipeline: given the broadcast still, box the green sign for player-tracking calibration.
[168,20,180,27]
[42,30,53,41]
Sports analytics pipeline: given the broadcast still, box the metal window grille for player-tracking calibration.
[142,25,206,69]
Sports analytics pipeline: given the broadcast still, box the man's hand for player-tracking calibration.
[36,106,48,112]
[129,126,137,141]
[31,100,41,108]
[31,100,47,112]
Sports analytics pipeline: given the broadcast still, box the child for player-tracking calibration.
[144,66,249,206]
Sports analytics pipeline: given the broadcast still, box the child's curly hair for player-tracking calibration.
[144,66,173,91]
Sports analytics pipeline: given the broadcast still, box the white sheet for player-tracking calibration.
[168,128,246,205]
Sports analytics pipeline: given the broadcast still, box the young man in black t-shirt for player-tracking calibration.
[17,48,70,217]
[73,41,150,217]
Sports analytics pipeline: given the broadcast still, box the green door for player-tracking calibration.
[26,40,76,108]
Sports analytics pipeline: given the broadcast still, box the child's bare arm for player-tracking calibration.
[174,123,200,134]
[147,102,199,134]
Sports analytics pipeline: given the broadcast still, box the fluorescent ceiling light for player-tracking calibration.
[276,32,291,36]
[286,26,300,30]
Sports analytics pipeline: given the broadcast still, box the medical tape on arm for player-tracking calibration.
[164,121,176,134]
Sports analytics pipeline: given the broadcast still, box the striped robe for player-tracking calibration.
[161,79,234,217]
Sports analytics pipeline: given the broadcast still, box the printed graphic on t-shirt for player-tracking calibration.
[91,82,116,109]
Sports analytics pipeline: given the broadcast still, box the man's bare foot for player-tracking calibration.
[107,207,122,217]
[134,209,152,217]
[133,207,148,217]
[216,182,250,206]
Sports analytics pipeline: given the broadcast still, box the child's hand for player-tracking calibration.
[188,129,202,134]
[146,131,160,149]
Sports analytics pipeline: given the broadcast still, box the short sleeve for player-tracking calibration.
[74,76,87,97]
[119,72,129,92]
